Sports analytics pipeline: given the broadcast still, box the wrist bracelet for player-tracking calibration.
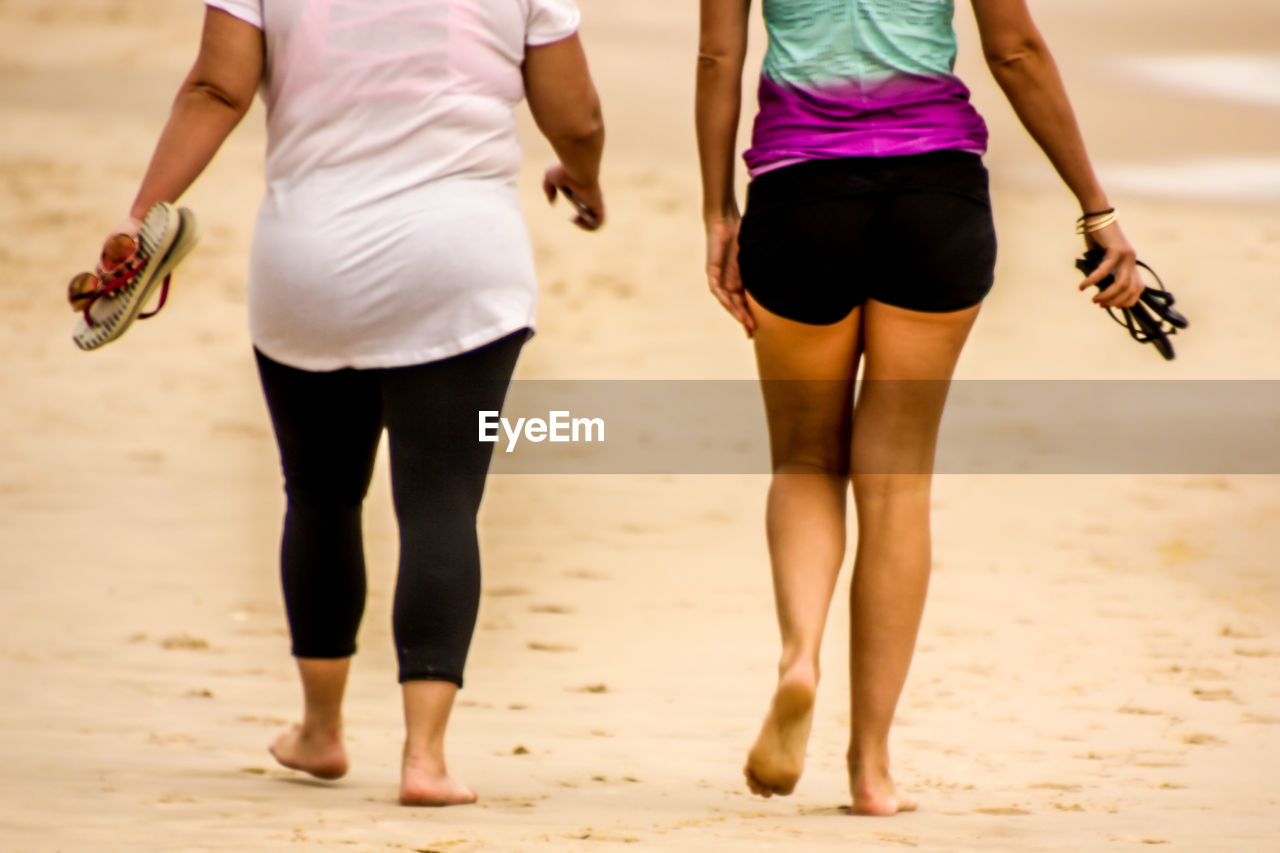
[1077,207,1116,222]
[1075,207,1118,235]
[1075,214,1118,235]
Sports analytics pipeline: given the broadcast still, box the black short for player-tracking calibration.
[737,150,997,324]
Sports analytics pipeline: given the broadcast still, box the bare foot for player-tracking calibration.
[268,724,348,780]
[744,665,817,797]
[400,751,477,806]
[850,769,919,816]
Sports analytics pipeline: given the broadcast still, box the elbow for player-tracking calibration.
[552,104,605,148]
[697,47,743,75]
[984,36,1047,75]
[696,51,723,72]
[183,78,254,116]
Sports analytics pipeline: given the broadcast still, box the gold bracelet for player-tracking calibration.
[1076,211,1118,234]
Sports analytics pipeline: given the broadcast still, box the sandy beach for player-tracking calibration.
[2,0,1279,850]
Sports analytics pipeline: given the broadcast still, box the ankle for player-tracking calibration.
[403,739,447,767]
[847,743,891,781]
[299,716,342,738]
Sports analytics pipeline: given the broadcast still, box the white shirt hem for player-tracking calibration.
[252,316,536,373]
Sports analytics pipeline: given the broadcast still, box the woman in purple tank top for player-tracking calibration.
[696,0,1143,815]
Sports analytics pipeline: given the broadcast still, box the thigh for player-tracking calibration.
[748,293,862,473]
[254,349,384,504]
[377,330,528,508]
[851,301,981,476]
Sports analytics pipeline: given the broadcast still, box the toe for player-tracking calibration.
[744,769,773,798]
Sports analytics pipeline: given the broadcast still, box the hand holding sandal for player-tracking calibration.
[67,201,200,351]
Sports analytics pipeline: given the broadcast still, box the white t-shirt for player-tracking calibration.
[204,0,581,370]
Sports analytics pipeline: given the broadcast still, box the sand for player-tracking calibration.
[2,0,1278,850]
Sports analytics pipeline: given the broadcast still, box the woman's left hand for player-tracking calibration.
[1077,221,1143,309]
[543,164,605,231]
[705,215,754,336]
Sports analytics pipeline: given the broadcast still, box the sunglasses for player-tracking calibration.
[66,233,142,317]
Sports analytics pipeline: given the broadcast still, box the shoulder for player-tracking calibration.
[204,0,263,30]
[524,0,581,47]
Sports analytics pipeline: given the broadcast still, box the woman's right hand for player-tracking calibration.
[705,215,755,336]
[1078,221,1143,309]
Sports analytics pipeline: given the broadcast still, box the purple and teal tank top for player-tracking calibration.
[745,0,989,176]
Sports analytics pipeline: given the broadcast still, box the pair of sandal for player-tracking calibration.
[1075,247,1188,361]
[68,201,200,351]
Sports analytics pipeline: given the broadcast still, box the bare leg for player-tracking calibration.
[743,294,862,797]
[399,680,477,806]
[269,657,351,780]
[847,300,980,815]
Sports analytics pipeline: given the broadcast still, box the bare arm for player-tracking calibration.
[126,8,264,225]
[695,0,754,332]
[971,0,1141,307]
[523,34,606,229]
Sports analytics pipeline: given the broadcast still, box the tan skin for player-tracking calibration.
[697,0,1142,815]
[98,7,604,806]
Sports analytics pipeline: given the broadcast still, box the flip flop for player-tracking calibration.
[1075,248,1188,361]
[70,201,200,351]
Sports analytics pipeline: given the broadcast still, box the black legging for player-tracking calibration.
[254,330,528,686]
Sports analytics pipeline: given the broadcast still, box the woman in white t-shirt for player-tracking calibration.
[95,0,604,805]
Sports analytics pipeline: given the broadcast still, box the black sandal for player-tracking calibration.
[1075,248,1188,361]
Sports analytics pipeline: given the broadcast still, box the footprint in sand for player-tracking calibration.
[160,634,210,651]
[485,585,530,597]
[529,603,574,614]
[563,569,609,581]
[974,807,1031,816]
[1242,712,1280,724]
[1167,665,1228,680]
[1181,733,1224,745]
[569,684,608,693]
[1191,688,1238,702]
[528,641,575,652]
[147,732,196,746]
[1179,476,1231,491]
[871,832,920,846]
